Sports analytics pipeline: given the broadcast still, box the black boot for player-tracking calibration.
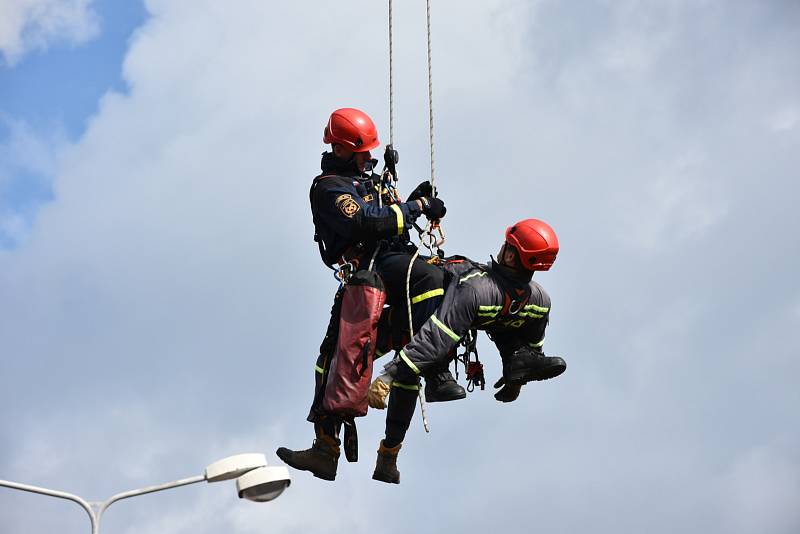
[424,370,466,402]
[503,348,566,385]
[276,434,340,481]
[372,440,402,484]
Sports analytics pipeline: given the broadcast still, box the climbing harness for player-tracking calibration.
[455,329,485,392]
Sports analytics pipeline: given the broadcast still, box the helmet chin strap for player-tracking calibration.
[362,158,379,173]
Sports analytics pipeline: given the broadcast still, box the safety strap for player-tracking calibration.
[486,264,532,320]
[309,174,341,271]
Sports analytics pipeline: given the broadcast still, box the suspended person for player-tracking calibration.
[367,218,568,484]
[276,108,465,481]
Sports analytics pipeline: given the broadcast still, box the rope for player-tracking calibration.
[389,0,429,433]
[388,0,395,146]
[426,0,436,196]
[405,248,429,433]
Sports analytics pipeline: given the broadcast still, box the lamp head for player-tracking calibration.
[205,453,267,483]
[236,466,291,502]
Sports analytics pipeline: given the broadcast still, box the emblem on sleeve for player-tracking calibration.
[335,194,361,218]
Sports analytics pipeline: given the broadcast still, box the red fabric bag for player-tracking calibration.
[322,270,386,417]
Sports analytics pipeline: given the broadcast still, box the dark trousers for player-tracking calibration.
[307,251,444,443]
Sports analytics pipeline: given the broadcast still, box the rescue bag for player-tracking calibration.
[322,269,386,417]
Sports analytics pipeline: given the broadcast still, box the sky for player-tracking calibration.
[0,0,798,533]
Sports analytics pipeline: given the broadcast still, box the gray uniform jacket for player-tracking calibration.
[391,259,551,379]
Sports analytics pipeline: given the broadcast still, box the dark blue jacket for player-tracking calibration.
[310,152,423,267]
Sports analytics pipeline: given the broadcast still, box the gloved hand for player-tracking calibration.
[493,377,522,403]
[419,197,447,220]
[407,180,433,202]
[368,373,393,409]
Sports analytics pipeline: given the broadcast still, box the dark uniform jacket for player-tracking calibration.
[390,259,551,379]
[310,152,423,267]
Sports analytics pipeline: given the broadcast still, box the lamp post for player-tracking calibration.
[0,453,291,534]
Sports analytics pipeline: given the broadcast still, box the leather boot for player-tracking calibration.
[424,370,466,402]
[276,434,340,481]
[372,440,402,484]
[503,348,566,385]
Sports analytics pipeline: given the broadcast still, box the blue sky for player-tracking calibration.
[1,1,799,533]
[0,0,146,248]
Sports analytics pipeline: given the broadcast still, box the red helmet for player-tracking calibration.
[323,108,380,152]
[505,219,559,271]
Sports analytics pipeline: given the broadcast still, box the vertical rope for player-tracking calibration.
[388,0,395,146]
[426,0,436,196]
[405,249,429,433]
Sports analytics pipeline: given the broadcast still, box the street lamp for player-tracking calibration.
[0,453,291,534]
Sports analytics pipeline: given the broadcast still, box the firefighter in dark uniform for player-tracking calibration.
[367,218,568,483]
[277,108,464,481]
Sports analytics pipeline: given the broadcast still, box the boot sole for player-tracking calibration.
[372,472,400,484]
[425,390,467,403]
[507,363,566,385]
[276,448,337,481]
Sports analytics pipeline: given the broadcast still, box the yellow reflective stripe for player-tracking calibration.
[389,204,404,235]
[411,288,444,304]
[478,305,501,310]
[399,350,421,375]
[525,304,550,313]
[431,315,460,342]
[314,365,325,374]
[460,271,487,283]
[529,338,545,348]
[392,381,420,391]
[518,312,544,318]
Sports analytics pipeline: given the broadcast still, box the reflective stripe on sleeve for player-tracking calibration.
[389,204,404,235]
[431,315,461,342]
[314,365,325,374]
[411,288,444,304]
[460,271,487,284]
[477,305,501,318]
[525,303,550,313]
[399,350,421,375]
[528,338,545,348]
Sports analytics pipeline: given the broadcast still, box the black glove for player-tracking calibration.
[493,377,521,403]
[407,180,433,202]
[418,196,447,219]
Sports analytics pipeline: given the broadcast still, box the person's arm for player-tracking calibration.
[315,181,423,242]
[489,291,552,402]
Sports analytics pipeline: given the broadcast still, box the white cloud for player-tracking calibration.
[614,147,729,251]
[0,116,64,245]
[768,105,799,132]
[1,1,799,533]
[720,445,800,534]
[0,0,99,66]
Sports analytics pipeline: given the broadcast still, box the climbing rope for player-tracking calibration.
[388,0,447,433]
[388,0,395,146]
[426,0,436,196]
[405,248,429,433]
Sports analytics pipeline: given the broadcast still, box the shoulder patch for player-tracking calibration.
[335,193,361,218]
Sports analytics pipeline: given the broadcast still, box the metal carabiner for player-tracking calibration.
[333,261,354,284]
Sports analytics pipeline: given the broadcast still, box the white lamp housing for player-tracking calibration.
[205,453,267,483]
[236,466,291,502]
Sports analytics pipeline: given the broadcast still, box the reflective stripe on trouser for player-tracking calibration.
[374,251,445,352]
[385,378,420,447]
